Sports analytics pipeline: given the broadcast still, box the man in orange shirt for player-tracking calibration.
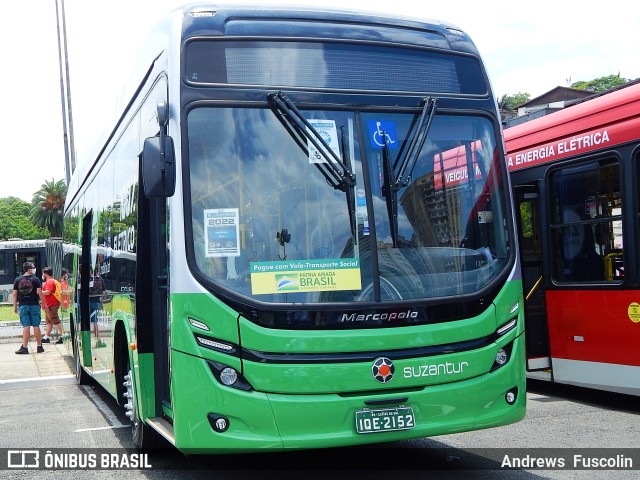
[60,268,71,310]
[41,266,65,344]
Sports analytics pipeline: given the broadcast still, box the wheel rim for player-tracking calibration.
[123,368,136,427]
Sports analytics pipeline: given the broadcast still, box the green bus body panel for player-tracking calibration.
[166,281,524,451]
[241,340,510,393]
[170,334,525,452]
[70,293,157,423]
[171,349,285,451]
[135,352,156,421]
[238,307,496,354]
[170,292,241,355]
[80,329,92,367]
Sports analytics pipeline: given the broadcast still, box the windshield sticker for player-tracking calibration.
[204,208,240,258]
[356,188,370,236]
[307,119,340,164]
[250,258,361,295]
[369,120,398,149]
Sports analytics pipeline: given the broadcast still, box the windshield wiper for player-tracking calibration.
[267,91,357,233]
[381,97,438,247]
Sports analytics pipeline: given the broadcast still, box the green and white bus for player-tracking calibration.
[62,3,525,452]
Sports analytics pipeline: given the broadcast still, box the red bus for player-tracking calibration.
[505,81,640,396]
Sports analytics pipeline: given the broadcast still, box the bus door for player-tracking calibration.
[136,175,171,415]
[514,184,552,372]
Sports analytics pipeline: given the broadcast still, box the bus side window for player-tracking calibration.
[550,160,623,283]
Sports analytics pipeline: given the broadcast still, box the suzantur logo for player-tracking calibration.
[372,357,395,383]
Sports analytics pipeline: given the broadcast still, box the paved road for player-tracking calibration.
[1,329,638,479]
[1,374,638,479]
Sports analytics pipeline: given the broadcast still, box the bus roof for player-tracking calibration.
[179,4,480,54]
[505,81,640,172]
[178,3,464,35]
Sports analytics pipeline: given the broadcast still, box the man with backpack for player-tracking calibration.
[13,261,47,354]
[41,266,65,344]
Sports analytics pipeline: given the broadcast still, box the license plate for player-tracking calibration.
[355,407,415,434]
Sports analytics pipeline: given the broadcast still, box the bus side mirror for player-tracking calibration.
[142,135,176,198]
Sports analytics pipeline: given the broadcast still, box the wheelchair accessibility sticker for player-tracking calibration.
[369,120,398,149]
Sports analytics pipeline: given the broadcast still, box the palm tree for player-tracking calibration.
[30,178,66,238]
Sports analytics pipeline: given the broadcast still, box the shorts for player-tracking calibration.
[90,302,102,323]
[18,305,42,328]
[45,304,61,325]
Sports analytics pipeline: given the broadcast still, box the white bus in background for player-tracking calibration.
[0,239,51,302]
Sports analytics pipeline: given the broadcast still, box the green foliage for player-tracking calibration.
[519,202,533,238]
[0,178,68,240]
[0,197,49,239]
[570,75,629,92]
[30,178,67,238]
[498,92,531,113]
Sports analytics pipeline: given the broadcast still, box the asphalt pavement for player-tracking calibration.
[0,320,75,390]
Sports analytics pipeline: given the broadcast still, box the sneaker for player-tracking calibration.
[41,337,51,343]
[37,346,45,353]
[15,346,29,355]
[54,339,63,345]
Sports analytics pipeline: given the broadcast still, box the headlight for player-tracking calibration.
[220,367,239,386]
[495,348,508,366]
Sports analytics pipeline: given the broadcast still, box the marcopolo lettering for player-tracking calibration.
[340,310,419,322]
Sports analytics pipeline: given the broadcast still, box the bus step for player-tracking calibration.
[147,417,176,446]
[527,356,551,371]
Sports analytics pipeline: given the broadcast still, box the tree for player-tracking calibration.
[570,74,629,92]
[0,197,49,239]
[498,92,532,114]
[498,92,532,123]
[30,178,67,238]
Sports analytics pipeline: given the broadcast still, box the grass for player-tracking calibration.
[0,305,20,322]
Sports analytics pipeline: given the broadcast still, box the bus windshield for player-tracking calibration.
[187,105,509,303]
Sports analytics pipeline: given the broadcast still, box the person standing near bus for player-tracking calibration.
[41,267,64,344]
[13,261,46,354]
[90,269,106,346]
[60,268,71,311]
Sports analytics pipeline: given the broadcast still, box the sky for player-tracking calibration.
[1,0,638,202]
